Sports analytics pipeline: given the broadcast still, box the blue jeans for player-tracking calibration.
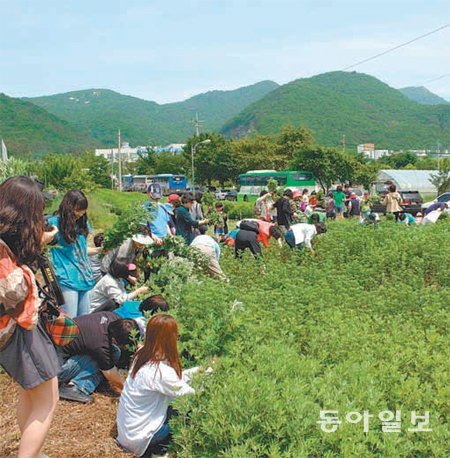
[61,287,91,318]
[58,345,121,395]
[285,230,304,251]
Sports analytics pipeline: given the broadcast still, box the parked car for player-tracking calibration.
[422,192,450,214]
[225,190,238,201]
[214,189,228,200]
[371,191,423,216]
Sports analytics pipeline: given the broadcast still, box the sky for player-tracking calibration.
[0,0,449,103]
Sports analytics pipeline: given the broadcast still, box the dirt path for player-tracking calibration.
[0,374,130,458]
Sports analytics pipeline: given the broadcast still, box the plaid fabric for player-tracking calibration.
[45,312,79,346]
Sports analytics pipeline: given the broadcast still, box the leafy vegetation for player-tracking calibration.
[168,219,449,457]
[0,93,93,156]
[222,71,450,149]
[25,81,279,146]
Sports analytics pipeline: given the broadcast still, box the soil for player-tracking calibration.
[0,374,130,458]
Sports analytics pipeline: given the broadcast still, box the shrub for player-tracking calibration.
[169,219,449,457]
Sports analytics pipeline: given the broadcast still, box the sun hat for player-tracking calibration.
[293,190,302,199]
[131,233,154,246]
[147,183,162,198]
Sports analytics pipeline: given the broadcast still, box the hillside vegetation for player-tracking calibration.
[221,72,450,149]
[400,86,449,105]
[0,93,93,155]
[26,81,279,146]
[171,219,449,457]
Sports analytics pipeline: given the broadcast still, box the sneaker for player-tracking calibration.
[59,384,93,403]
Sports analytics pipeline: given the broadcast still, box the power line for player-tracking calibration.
[422,73,450,85]
[342,24,450,71]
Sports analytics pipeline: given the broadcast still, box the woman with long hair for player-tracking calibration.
[0,176,60,457]
[48,190,97,317]
[117,314,199,457]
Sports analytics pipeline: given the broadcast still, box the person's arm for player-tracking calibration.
[88,246,102,256]
[154,364,196,397]
[0,247,35,328]
[214,240,221,260]
[101,367,124,393]
[104,278,148,305]
[180,208,208,228]
[249,235,263,258]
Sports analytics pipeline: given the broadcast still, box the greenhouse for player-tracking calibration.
[375,169,438,196]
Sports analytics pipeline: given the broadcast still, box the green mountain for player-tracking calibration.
[26,81,279,146]
[0,93,93,156]
[221,72,450,149]
[399,86,449,105]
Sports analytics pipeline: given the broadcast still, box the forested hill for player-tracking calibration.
[399,86,449,105]
[221,71,450,149]
[0,93,93,156]
[26,81,279,146]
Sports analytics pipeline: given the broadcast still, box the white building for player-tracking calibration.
[96,143,186,162]
[95,143,147,162]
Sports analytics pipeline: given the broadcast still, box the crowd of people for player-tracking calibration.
[0,176,447,457]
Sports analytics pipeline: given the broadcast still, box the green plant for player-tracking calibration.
[103,204,150,251]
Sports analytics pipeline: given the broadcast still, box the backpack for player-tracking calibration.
[239,220,259,234]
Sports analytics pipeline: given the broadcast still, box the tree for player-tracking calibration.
[38,154,78,188]
[154,152,189,175]
[229,135,277,174]
[275,125,313,168]
[135,148,157,175]
[80,151,111,188]
[291,146,354,192]
[430,159,450,194]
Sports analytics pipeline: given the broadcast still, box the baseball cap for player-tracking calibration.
[167,193,180,203]
[147,183,162,198]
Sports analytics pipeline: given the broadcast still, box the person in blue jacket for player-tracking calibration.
[49,190,99,317]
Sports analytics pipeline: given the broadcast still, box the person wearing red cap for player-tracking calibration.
[166,194,181,235]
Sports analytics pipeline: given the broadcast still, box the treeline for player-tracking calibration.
[1,124,448,193]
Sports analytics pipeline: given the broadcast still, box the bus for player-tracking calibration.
[120,174,188,194]
[149,174,188,195]
[237,170,317,202]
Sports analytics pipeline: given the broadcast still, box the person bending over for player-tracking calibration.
[58,313,139,403]
[117,315,200,457]
[191,225,227,279]
[234,221,262,259]
[90,260,148,313]
[284,222,327,256]
[114,294,170,336]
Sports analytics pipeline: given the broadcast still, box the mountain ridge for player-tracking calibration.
[399,86,449,105]
[25,81,279,146]
[221,71,450,149]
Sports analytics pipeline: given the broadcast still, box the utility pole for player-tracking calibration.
[193,112,203,137]
[118,129,122,191]
[111,147,114,189]
[341,134,346,151]
[436,140,441,171]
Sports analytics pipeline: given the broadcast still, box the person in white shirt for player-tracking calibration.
[90,260,148,313]
[190,225,226,279]
[117,314,199,457]
[284,223,327,255]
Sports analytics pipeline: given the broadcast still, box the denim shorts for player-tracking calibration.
[335,206,344,214]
